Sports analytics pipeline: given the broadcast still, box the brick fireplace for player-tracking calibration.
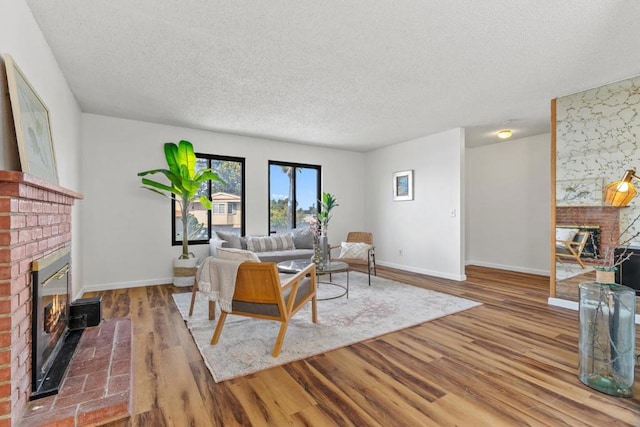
[0,171,82,425]
[556,206,620,262]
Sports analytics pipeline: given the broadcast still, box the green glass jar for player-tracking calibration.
[578,279,636,397]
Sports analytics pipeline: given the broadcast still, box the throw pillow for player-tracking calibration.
[239,236,248,250]
[291,227,315,249]
[215,231,242,249]
[338,242,372,260]
[216,247,261,262]
[245,234,296,252]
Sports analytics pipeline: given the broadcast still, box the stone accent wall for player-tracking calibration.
[0,172,81,426]
[556,76,640,249]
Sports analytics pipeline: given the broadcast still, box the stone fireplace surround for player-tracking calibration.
[0,171,82,424]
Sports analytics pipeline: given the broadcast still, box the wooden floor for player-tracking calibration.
[88,265,640,426]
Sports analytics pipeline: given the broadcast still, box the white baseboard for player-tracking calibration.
[78,277,173,297]
[78,261,467,296]
[466,260,550,277]
[548,297,640,324]
[376,260,466,281]
[547,297,578,311]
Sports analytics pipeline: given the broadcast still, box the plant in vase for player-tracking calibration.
[316,192,338,264]
[578,211,639,397]
[316,192,339,237]
[137,140,222,286]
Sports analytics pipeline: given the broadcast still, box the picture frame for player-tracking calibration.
[556,177,603,206]
[3,54,59,184]
[393,170,413,201]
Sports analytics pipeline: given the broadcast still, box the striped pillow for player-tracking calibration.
[245,234,295,252]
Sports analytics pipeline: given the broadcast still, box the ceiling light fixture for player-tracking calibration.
[497,129,512,139]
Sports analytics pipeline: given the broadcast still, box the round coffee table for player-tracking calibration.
[277,259,350,300]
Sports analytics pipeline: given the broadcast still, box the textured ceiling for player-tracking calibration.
[25,0,640,151]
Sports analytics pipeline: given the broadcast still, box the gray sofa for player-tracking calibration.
[209,229,315,263]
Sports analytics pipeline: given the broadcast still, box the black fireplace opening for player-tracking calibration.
[581,226,600,258]
[30,247,83,400]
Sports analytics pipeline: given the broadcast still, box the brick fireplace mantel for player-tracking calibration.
[0,171,82,426]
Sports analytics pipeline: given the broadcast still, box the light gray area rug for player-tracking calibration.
[172,271,481,382]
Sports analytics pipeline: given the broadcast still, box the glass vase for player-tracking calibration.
[311,244,323,270]
[318,235,330,267]
[578,278,636,397]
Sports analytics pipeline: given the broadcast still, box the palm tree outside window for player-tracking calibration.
[268,161,321,234]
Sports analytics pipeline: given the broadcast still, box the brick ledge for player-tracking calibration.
[0,171,83,200]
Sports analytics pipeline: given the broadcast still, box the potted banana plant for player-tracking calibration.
[138,139,222,286]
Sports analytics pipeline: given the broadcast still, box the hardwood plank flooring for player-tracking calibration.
[86,265,640,426]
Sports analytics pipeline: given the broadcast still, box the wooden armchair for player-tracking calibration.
[204,262,317,357]
[334,232,376,285]
[555,230,590,269]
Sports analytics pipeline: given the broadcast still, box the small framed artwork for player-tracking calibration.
[3,54,59,184]
[393,170,414,201]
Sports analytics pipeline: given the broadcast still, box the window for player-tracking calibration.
[269,161,321,234]
[172,154,245,245]
[212,203,226,215]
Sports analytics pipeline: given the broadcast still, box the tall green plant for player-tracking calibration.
[137,140,222,259]
[316,192,339,230]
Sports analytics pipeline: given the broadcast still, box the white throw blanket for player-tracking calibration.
[197,257,244,312]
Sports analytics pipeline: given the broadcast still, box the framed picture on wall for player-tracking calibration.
[556,177,603,206]
[393,170,413,201]
[3,54,59,185]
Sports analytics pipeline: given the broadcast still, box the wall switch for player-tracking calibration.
[451,209,456,217]
[399,249,403,256]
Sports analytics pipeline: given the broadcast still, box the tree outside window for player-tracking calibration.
[269,161,321,234]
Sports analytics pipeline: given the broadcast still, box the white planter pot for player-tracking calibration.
[173,257,198,287]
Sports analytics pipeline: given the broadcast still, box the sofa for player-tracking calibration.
[209,229,315,263]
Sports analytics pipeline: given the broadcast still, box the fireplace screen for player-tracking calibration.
[31,247,71,395]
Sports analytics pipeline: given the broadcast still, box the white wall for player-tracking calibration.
[364,128,466,280]
[0,0,84,296]
[80,114,366,291]
[466,133,551,275]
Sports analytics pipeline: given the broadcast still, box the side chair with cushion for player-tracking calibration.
[335,231,376,285]
[555,228,590,269]
[209,262,317,357]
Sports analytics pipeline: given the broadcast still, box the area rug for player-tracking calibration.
[172,271,481,382]
[556,262,594,280]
